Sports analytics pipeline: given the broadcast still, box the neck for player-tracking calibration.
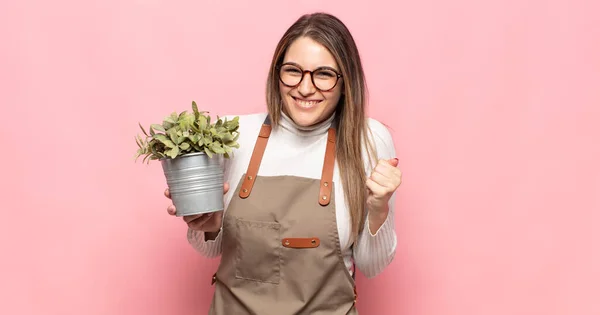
[279,111,335,136]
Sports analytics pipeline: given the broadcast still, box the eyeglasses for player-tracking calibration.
[277,63,342,92]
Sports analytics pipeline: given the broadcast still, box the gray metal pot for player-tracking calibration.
[161,152,224,217]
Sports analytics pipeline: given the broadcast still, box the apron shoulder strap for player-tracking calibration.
[239,113,337,207]
[318,128,336,206]
[239,115,272,199]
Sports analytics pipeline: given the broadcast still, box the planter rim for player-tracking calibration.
[159,151,212,161]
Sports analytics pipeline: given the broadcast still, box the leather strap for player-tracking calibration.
[239,123,271,199]
[239,115,337,206]
[319,128,336,206]
[282,237,320,248]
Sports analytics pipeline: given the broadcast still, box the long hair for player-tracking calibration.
[265,12,377,241]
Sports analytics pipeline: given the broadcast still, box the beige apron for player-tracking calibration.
[209,116,358,315]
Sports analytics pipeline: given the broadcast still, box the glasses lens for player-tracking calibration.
[313,69,338,91]
[279,65,303,87]
[279,65,339,91]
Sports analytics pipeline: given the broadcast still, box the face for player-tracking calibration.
[279,36,344,127]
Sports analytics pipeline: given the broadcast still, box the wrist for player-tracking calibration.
[367,204,389,234]
[368,201,389,216]
[369,206,389,221]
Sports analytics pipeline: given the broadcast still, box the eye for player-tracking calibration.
[281,65,302,75]
[314,69,336,79]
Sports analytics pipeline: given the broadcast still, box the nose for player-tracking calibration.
[297,72,317,96]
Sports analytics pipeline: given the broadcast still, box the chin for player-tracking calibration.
[283,96,332,127]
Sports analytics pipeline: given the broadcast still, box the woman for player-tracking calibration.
[165,12,402,314]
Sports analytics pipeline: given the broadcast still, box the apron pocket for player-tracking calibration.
[234,218,281,284]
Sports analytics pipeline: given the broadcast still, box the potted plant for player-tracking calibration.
[135,101,240,216]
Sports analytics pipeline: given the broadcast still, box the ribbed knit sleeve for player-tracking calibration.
[353,194,397,278]
[353,118,399,278]
[187,228,223,258]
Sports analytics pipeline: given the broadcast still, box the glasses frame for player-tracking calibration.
[276,62,343,92]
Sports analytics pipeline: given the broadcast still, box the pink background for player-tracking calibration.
[1,0,599,314]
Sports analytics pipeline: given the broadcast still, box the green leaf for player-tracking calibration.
[135,135,142,148]
[222,133,233,142]
[179,112,195,129]
[192,143,202,151]
[179,142,190,150]
[151,124,165,132]
[204,147,213,158]
[226,141,239,149]
[154,134,176,149]
[164,140,176,148]
[168,146,179,159]
[150,142,160,156]
[164,116,176,124]
[211,145,225,154]
[138,123,148,136]
[162,121,174,130]
[168,128,178,143]
[192,101,199,117]
[154,134,168,141]
[198,115,208,131]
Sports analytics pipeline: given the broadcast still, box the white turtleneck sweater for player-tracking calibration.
[187,112,398,279]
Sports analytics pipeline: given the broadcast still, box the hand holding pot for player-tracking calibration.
[164,182,229,233]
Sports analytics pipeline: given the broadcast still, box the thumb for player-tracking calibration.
[223,182,230,194]
[387,158,399,167]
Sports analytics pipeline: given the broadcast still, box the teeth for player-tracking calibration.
[296,99,320,107]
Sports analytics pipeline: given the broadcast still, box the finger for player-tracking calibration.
[370,171,394,188]
[374,160,402,181]
[183,213,205,223]
[373,162,398,180]
[167,205,176,216]
[164,188,171,199]
[366,178,387,196]
[188,213,215,229]
[223,182,230,194]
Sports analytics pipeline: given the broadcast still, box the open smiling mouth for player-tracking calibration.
[292,96,323,109]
